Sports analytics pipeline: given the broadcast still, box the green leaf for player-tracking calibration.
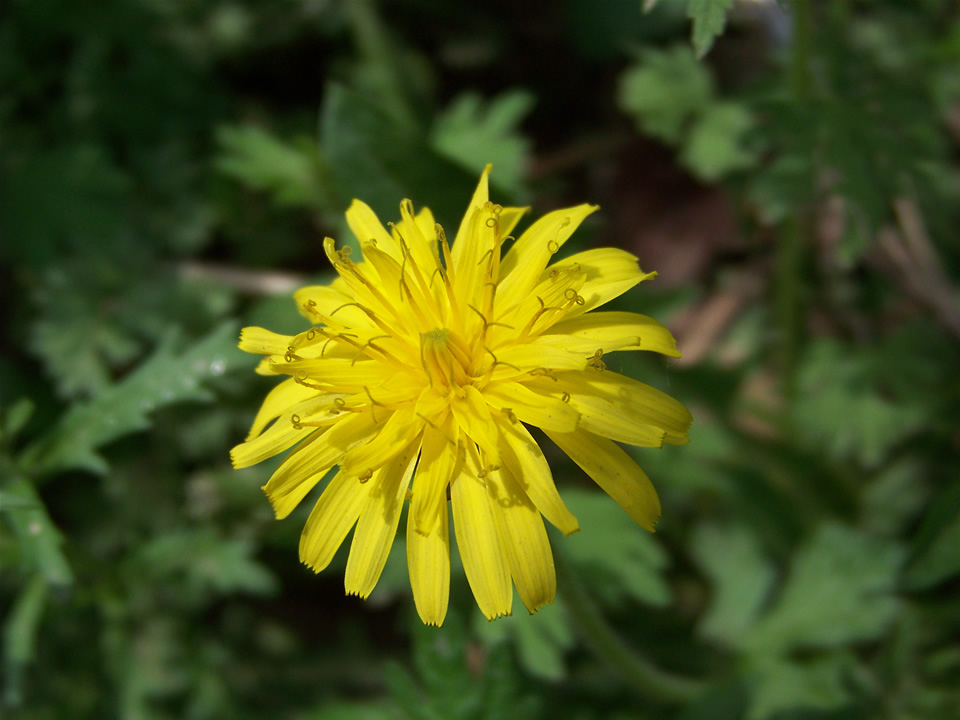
[562,489,671,607]
[216,124,328,208]
[2,574,48,707]
[680,101,757,180]
[747,653,855,720]
[618,46,713,144]
[23,322,248,476]
[741,524,904,655]
[475,598,573,681]
[431,90,535,197]
[690,523,776,646]
[1,478,73,587]
[793,339,930,468]
[2,398,34,442]
[903,481,960,590]
[686,0,734,57]
[320,84,479,226]
[136,529,277,596]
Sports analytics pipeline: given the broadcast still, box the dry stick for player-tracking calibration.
[872,199,960,341]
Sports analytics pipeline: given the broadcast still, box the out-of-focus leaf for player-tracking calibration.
[2,574,48,707]
[136,529,277,596]
[618,46,713,144]
[2,399,35,442]
[216,125,328,208]
[793,339,930,468]
[303,702,400,720]
[23,322,249,476]
[0,145,131,268]
[903,481,960,590]
[741,524,904,655]
[476,598,573,681]
[431,90,535,197]
[747,653,855,720]
[906,515,960,589]
[1,478,73,587]
[686,0,734,57]
[860,458,930,537]
[681,101,756,180]
[320,84,478,226]
[690,523,776,646]
[562,489,671,607]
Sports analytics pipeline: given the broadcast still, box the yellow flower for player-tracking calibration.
[231,166,691,625]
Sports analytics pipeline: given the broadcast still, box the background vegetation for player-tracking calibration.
[2,0,959,718]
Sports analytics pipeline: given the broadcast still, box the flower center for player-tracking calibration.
[420,327,473,389]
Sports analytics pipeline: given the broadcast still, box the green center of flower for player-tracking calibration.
[420,327,473,389]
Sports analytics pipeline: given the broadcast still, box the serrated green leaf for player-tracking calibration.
[618,46,713,144]
[793,339,930,468]
[431,90,535,197]
[562,489,671,607]
[216,124,328,208]
[686,0,734,57]
[23,322,248,476]
[690,523,776,646]
[741,524,904,655]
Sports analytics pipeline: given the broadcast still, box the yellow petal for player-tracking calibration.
[244,378,316,441]
[266,357,394,392]
[340,406,425,478]
[574,371,692,444]
[451,445,512,620]
[450,386,500,466]
[451,163,491,268]
[545,248,656,314]
[489,343,591,381]
[407,494,450,626]
[344,440,419,598]
[498,204,598,299]
[483,382,580,433]
[540,311,682,358]
[484,466,556,613]
[495,415,579,536]
[263,411,381,519]
[496,206,530,239]
[545,429,661,531]
[346,199,402,260]
[238,327,293,355]
[294,284,370,328]
[526,375,667,447]
[299,469,372,572]
[231,411,313,469]
[410,416,460,536]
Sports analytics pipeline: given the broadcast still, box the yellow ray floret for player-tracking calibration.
[232,165,691,625]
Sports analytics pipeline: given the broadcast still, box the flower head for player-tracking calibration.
[232,166,691,625]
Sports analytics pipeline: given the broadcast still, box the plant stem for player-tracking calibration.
[554,549,708,704]
[777,0,814,405]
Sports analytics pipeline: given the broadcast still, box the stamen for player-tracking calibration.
[587,348,606,372]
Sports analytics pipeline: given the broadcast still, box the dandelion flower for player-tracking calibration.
[232,166,691,625]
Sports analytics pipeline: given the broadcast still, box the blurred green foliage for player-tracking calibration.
[2,1,960,719]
